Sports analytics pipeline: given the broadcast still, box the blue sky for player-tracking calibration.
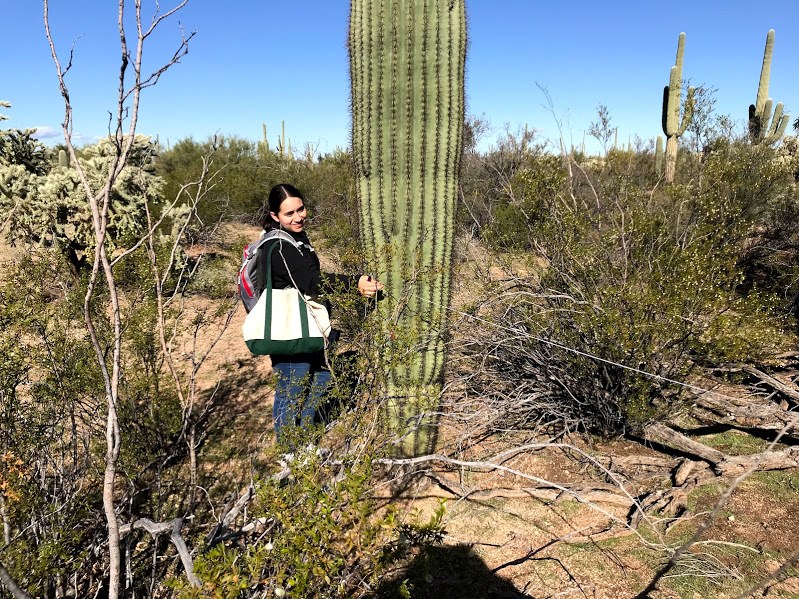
[2,1,798,156]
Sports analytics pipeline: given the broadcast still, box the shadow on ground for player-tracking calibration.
[374,543,533,598]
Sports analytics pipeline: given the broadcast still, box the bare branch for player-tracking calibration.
[120,517,200,588]
[376,448,661,549]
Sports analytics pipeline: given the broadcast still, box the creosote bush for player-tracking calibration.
[458,141,794,436]
[177,455,445,598]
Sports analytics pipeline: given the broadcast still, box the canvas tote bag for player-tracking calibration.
[242,241,331,355]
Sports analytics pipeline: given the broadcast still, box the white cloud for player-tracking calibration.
[31,127,102,146]
[31,126,60,139]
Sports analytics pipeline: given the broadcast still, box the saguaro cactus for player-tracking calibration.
[661,32,695,183]
[348,0,466,456]
[261,123,270,152]
[749,29,790,145]
[276,120,288,156]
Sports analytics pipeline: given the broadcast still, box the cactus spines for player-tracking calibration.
[749,29,790,145]
[661,32,695,183]
[349,0,466,456]
[58,149,69,168]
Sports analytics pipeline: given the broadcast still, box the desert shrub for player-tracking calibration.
[157,138,358,264]
[305,150,361,267]
[181,251,238,299]
[458,127,545,244]
[699,140,799,306]
[158,136,263,228]
[0,219,225,595]
[459,144,791,436]
[484,153,566,251]
[178,455,444,599]
[602,146,663,190]
[0,250,109,594]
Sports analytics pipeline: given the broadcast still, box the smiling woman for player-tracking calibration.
[255,183,383,447]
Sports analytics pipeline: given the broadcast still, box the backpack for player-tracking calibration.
[237,229,304,313]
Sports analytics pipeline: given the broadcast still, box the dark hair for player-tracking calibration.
[262,183,305,230]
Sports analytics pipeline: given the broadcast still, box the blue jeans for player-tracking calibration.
[270,353,331,444]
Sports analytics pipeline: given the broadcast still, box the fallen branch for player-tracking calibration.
[716,446,799,476]
[641,422,726,466]
[205,470,292,548]
[392,469,635,508]
[119,517,200,588]
[692,389,799,431]
[642,422,799,475]
[635,416,799,597]
[205,483,254,547]
[717,364,799,405]
[375,445,661,548]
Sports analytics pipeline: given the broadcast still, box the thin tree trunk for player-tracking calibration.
[0,494,10,546]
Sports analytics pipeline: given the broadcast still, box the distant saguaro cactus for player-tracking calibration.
[748,29,790,145]
[348,0,466,456]
[276,120,287,156]
[661,32,695,183]
[261,123,270,152]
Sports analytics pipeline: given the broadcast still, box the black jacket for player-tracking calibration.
[254,229,353,300]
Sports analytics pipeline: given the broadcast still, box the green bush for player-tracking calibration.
[484,153,566,250]
[0,250,109,594]
[179,455,444,598]
[464,141,792,436]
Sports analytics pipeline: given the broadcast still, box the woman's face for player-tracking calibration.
[270,195,306,233]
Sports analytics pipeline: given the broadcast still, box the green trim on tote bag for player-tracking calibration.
[243,240,328,356]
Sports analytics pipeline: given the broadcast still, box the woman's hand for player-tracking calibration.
[357,275,384,297]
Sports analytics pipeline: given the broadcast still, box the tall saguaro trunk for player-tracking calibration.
[660,32,694,184]
[348,0,466,456]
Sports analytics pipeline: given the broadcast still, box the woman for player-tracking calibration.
[256,183,382,445]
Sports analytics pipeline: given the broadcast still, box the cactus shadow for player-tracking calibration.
[373,543,533,598]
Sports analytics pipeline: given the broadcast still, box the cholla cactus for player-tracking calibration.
[0,133,164,270]
[0,100,10,122]
[349,0,466,455]
[748,29,790,145]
